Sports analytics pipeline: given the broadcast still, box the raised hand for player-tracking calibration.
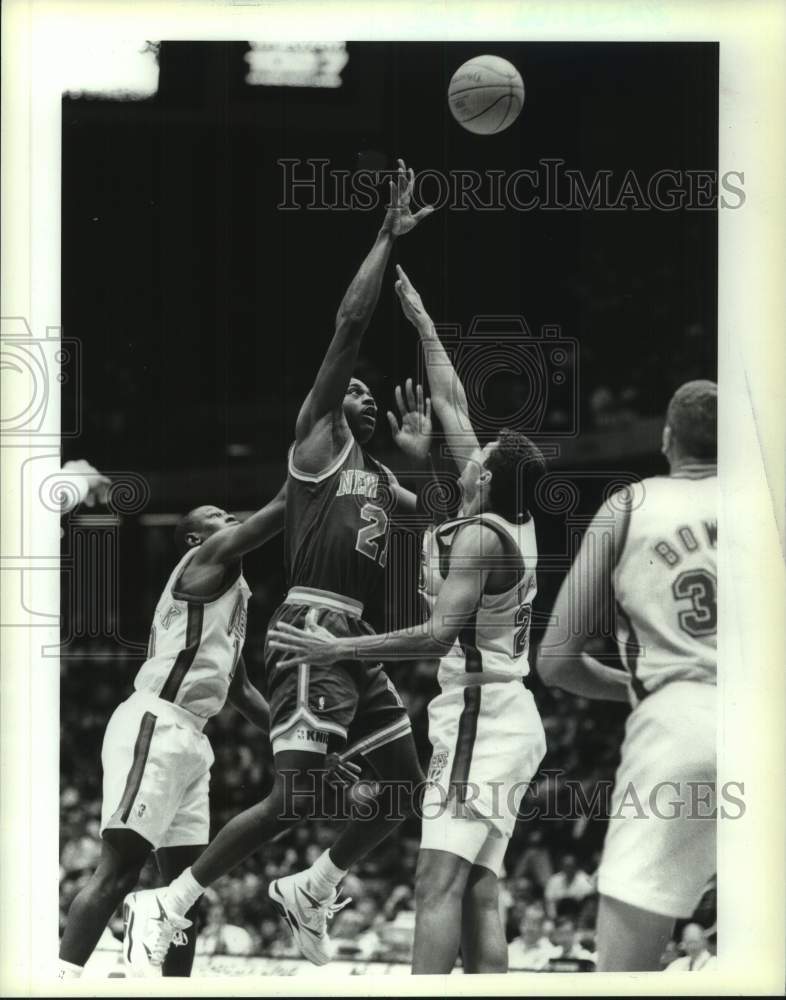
[381,159,435,238]
[394,264,429,328]
[387,377,432,462]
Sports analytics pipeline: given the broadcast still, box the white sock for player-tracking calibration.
[57,959,84,980]
[305,849,348,901]
[164,866,206,916]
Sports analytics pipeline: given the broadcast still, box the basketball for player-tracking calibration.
[448,55,525,134]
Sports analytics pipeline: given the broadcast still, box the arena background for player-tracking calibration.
[59,41,718,973]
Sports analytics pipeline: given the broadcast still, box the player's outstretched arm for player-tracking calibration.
[197,483,287,567]
[536,499,631,701]
[269,522,497,665]
[294,160,434,475]
[394,265,478,474]
[227,655,270,735]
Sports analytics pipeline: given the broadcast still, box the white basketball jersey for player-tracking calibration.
[613,466,717,703]
[420,512,538,690]
[134,548,251,719]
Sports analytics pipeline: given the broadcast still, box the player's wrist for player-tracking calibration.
[336,637,356,660]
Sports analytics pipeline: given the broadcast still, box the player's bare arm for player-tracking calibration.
[536,499,631,702]
[294,160,434,476]
[269,522,501,665]
[395,264,479,474]
[227,655,271,734]
[180,484,287,596]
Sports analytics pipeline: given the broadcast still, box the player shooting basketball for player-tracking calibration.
[269,266,549,975]
[122,158,439,974]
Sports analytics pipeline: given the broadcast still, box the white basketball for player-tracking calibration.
[448,55,525,135]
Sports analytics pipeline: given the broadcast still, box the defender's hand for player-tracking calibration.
[394,264,429,328]
[387,378,432,461]
[268,609,345,667]
[381,159,434,238]
[325,754,363,788]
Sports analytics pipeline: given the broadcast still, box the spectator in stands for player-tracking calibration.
[548,916,596,967]
[663,923,717,972]
[510,828,553,890]
[508,904,556,971]
[381,883,415,922]
[331,897,383,962]
[659,939,680,970]
[543,853,595,919]
[196,899,256,957]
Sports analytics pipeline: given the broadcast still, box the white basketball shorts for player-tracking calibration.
[100,691,214,850]
[598,680,716,918]
[420,680,546,876]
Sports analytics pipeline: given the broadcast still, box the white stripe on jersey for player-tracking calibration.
[420,511,538,690]
[613,469,716,702]
[134,548,251,719]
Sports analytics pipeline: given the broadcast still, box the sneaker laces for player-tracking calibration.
[147,919,187,966]
[326,894,352,922]
[303,889,352,936]
[171,928,189,948]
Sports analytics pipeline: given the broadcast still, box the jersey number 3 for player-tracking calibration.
[672,569,717,637]
[356,503,389,568]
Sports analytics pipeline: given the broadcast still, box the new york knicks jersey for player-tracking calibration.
[134,547,250,719]
[613,466,717,703]
[420,512,538,689]
[285,436,394,608]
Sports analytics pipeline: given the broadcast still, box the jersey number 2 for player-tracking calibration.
[514,603,532,656]
[356,503,389,568]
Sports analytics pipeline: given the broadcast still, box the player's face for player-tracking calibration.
[192,505,239,541]
[343,378,377,443]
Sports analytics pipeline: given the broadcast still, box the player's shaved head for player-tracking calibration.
[174,507,207,554]
[173,505,238,554]
[666,380,717,461]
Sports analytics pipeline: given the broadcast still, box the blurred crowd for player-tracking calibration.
[60,643,715,971]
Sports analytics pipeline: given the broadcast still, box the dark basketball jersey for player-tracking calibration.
[285,436,394,606]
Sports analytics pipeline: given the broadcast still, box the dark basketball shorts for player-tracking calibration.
[264,587,412,759]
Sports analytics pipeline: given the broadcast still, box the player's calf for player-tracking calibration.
[461,865,507,973]
[59,831,149,973]
[413,849,473,973]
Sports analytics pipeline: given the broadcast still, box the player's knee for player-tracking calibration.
[465,867,499,912]
[93,859,144,899]
[415,855,466,908]
[96,832,149,897]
